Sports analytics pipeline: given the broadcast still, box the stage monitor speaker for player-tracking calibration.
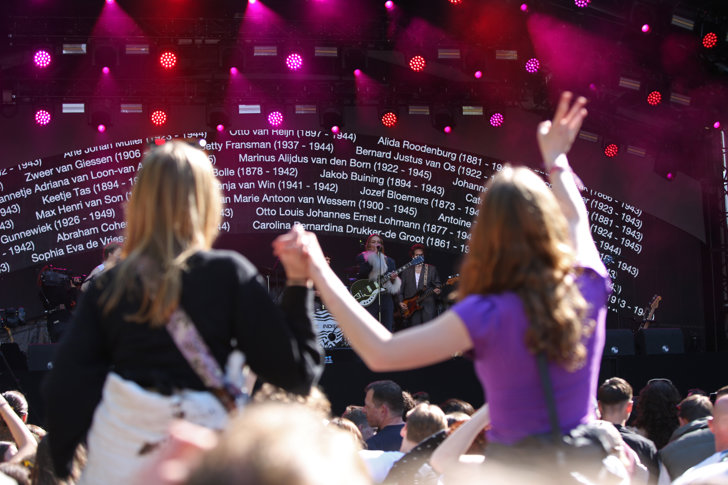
[636,329,684,355]
[0,343,28,371]
[27,344,59,372]
[603,330,635,357]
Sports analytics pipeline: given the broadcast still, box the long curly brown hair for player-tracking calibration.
[458,166,590,370]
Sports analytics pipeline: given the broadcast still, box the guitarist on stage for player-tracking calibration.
[356,234,401,331]
[398,244,441,327]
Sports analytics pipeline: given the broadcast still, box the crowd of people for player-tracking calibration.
[0,92,723,484]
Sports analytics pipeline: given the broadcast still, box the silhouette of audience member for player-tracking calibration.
[660,394,715,480]
[673,394,728,485]
[439,398,474,417]
[597,377,659,483]
[365,380,407,452]
[343,405,375,442]
[185,402,370,485]
[632,378,681,449]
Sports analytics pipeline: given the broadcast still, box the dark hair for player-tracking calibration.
[409,244,425,259]
[716,385,728,399]
[2,391,28,417]
[103,242,122,260]
[365,380,404,415]
[677,395,713,422]
[342,406,368,428]
[0,462,30,485]
[632,379,681,449]
[439,398,475,416]
[598,377,633,405]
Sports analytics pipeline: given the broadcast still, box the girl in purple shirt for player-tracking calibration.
[274,92,609,445]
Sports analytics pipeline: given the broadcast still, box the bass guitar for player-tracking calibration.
[400,275,460,319]
[638,294,661,330]
[350,256,424,307]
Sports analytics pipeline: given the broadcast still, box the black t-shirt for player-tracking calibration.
[43,249,323,477]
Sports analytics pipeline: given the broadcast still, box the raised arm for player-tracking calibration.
[429,404,490,474]
[0,394,37,464]
[273,227,472,372]
[536,92,600,266]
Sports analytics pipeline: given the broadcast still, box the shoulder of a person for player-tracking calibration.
[190,249,257,278]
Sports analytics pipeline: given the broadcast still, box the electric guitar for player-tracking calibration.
[639,294,662,330]
[400,275,460,319]
[350,256,424,307]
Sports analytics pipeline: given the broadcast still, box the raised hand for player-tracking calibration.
[537,92,587,169]
[272,225,328,279]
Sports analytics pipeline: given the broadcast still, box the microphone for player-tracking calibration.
[376,245,382,253]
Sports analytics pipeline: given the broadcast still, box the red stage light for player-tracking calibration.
[647,91,662,106]
[159,51,177,69]
[33,50,52,68]
[154,138,166,146]
[409,56,426,72]
[604,144,619,158]
[381,112,397,127]
[490,113,504,127]
[574,0,590,7]
[525,58,540,73]
[286,53,303,71]
[703,32,718,49]
[268,111,284,126]
[35,110,51,126]
[449,0,462,4]
[150,110,168,126]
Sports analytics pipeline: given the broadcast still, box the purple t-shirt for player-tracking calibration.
[452,262,610,445]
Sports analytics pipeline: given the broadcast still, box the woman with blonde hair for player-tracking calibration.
[274,92,609,449]
[44,141,322,484]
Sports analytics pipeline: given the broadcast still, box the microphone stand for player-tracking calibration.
[377,247,383,325]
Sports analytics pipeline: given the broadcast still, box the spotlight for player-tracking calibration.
[320,107,344,132]
[443,126,452,133]
[97,124,106,133]
[489,113,504,127]
[604,143,619,158]
[703,32,718,49]
[285,53,303,71]
[381,112,397,128]
[33,50,52,68]
[520,3,528,12]
[574,0,590,7]
[353,68,362,76]
[230,67,239,75]
[647,91,662,106]
[641,24,650,33]
[216,124,224,132]
[159,51,177,69]
[150,110,168,126]
[409,55,426,72]
[268,111,284,126]
[102,66,110,74]
[331,126,340,134]
[665,171,674,180]
[713,121,721,129]
[432,107,455,133]
[207,105,230,131]
[524,58,540,73]
[35,109,52,126]
[474,70,483,79]
[90,108,112,132]
[449,0,462,4]
[385,1,394,9]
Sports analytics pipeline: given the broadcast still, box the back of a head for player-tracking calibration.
[253,383,332,418]
[598,377,633,406]
[365,380,404,415]
[440,398,475,416]
[677,395,713,422]
[405,403,448,445]
[342,406,368,428]
[2,391,27,418]
[185,403,370,485]
[634,379,681,449]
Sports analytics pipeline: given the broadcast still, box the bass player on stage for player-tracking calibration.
[398,244,441,327]
[356,234,401,331]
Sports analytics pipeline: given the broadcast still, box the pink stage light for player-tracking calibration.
[474,70,483,79]
[229,67,239,75]
[443,126,452,134]
[525,58,540,73]
[604,144,619,158]
[381,112,397,128]
[520,3,528,12]
[35,110,51,126]
[106,0,114,4]
[666,171,674,180]
[574,0,590,7]
[97,124,106,133]
[713,121,721,129]
[353,68,362,77]
[216,124,224,132]
[159,51,177,69]
[102,66,110,74]
[150,110,168,126]
[268,111,284,126]
[286,53,303,71]
[384,1,394,9]
[641,24,650,33]
[331,125,340,134]
[249,0,257,3]
[33,50,52,68]
[490,113,504,127]
[409,55,426,72]
[647,91,662,106]
[703,32,718,49]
